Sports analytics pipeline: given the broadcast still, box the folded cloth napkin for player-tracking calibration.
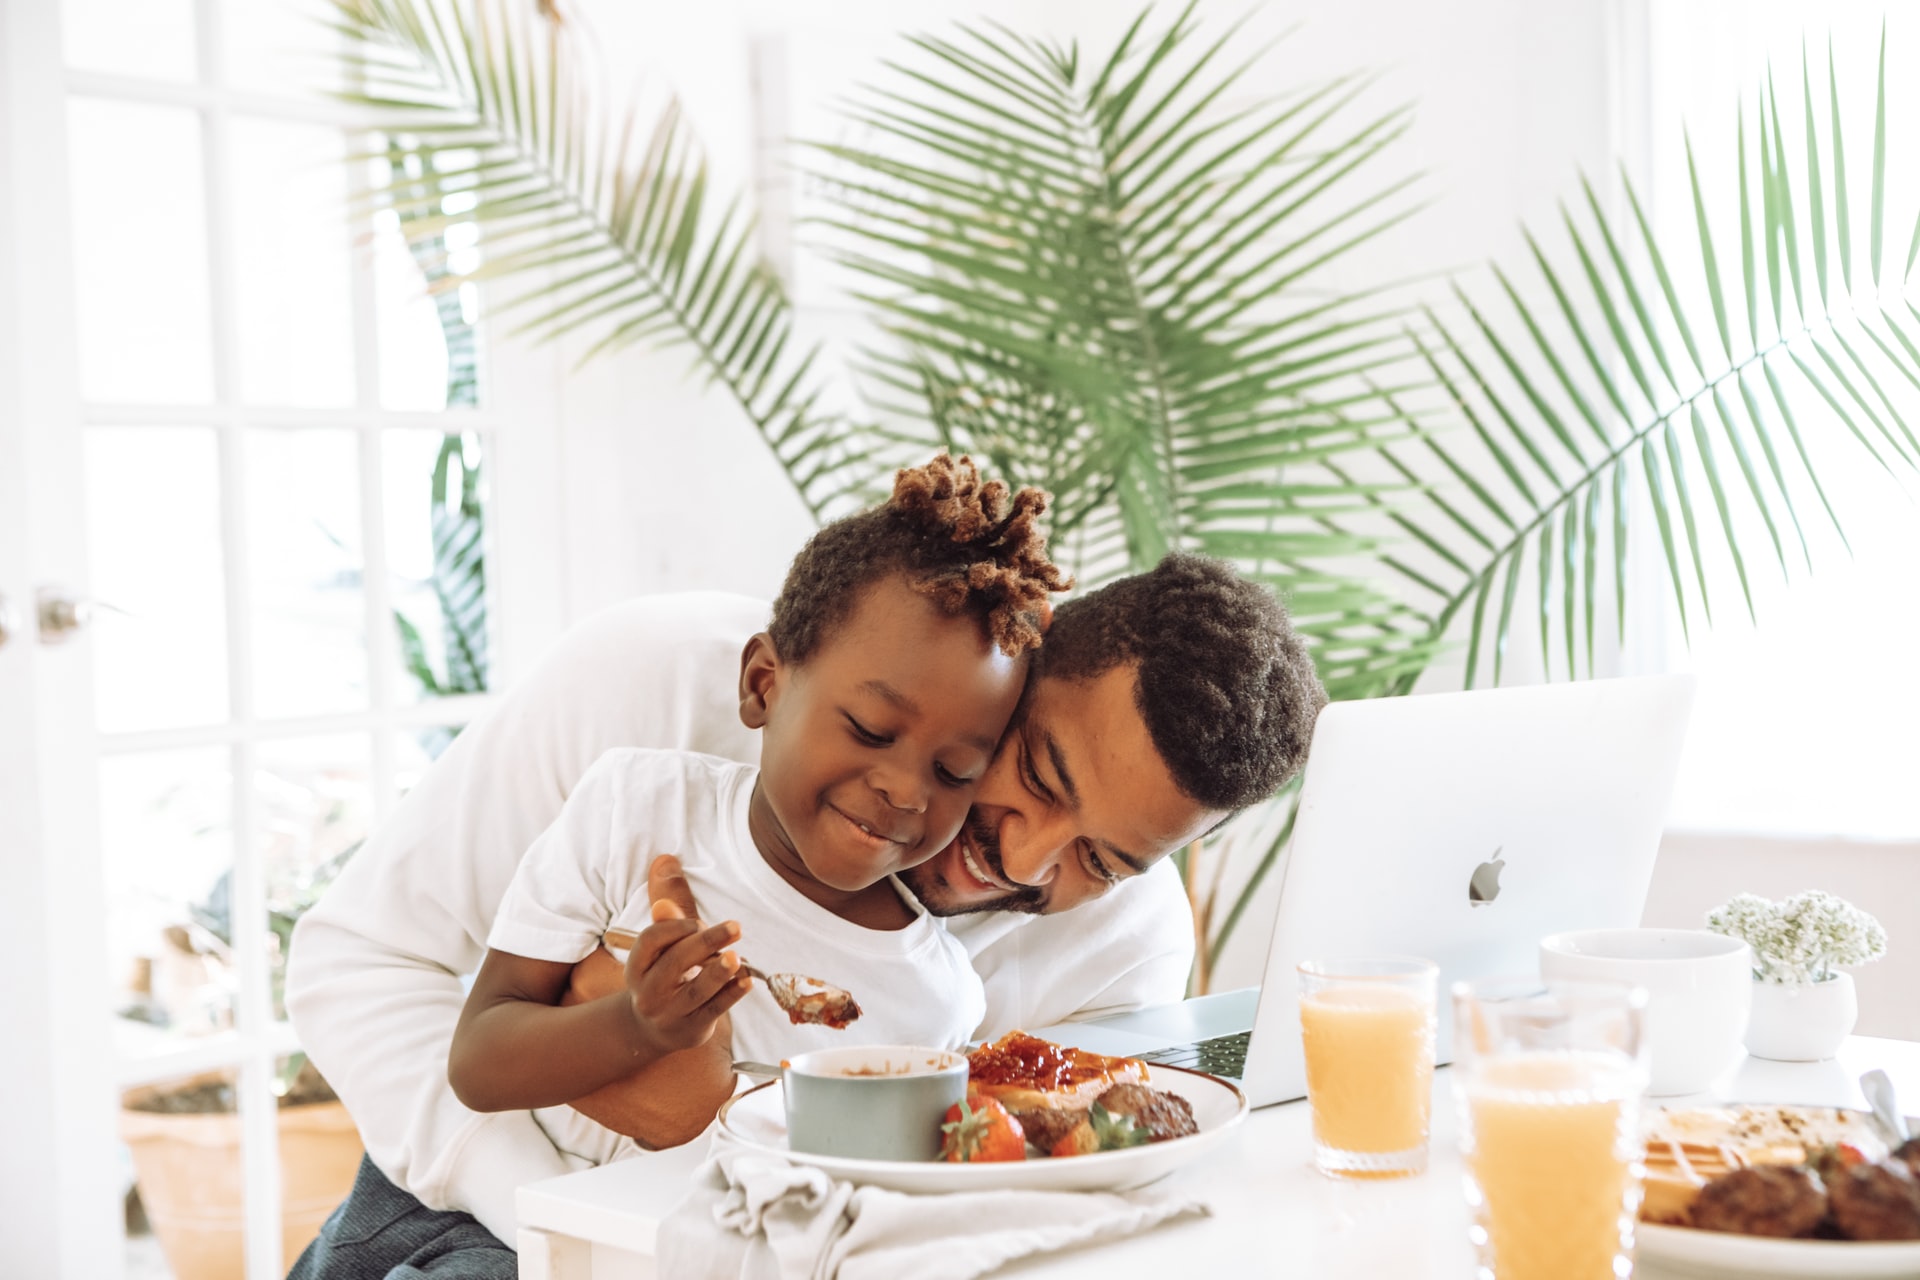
[656,1133,1210,1280]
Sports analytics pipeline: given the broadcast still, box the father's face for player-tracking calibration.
[900,664,1228,916]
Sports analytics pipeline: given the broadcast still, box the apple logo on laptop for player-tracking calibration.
[1468,848,1505,907]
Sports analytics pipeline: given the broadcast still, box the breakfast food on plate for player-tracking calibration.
[1641,1104,1887,1225]
[939,1094,1027,1163]
[1642,1102,1920,1242]
[965,1031,1150,1111]
[1827,1161,1920,1241]
[1688,1166,1829,1237]
[953,1032,1202,1160]
[1897,1136,1920,1177]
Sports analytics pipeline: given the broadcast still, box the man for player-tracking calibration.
[285,552,1324,1277]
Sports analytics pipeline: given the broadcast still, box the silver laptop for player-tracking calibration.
[1043,675,1696,1109]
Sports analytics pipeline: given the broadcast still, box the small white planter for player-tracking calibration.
[1743,971,1858,1061]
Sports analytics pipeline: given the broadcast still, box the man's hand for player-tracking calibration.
[562,856,745,1147]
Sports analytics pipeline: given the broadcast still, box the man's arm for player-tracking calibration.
[285,593,769,1244]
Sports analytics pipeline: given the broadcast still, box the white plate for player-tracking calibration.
[1637,1223,1920,1278]
[716,1062,1248,1193]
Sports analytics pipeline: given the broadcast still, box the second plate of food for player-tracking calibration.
[716,1062,1248,1193]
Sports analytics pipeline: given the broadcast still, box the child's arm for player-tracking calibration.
[448,901,750,1113]
[558,855,744,1146]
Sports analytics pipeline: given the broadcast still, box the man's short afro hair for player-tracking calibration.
[1035,553,1326,811]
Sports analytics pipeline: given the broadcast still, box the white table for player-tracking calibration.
[514,999,1920,1280]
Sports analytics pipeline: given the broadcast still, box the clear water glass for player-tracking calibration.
[1452,978,1650,1280]
[1297,955,1438,1178]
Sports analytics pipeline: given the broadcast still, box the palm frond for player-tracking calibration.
[330,0,873,519]
[1372,31,1920,688]
[812,3,1440,700]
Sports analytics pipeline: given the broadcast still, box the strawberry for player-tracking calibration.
[1047,1102,1150,1158]
[940,1093,1027,1162]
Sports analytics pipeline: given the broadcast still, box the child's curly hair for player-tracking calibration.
[769,454,1070,661]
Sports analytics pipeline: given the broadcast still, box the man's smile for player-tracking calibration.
[958,828,1015,891]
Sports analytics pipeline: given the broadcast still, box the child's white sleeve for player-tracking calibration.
[485,751,636,963]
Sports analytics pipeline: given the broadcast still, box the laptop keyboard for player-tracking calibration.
[1137,1030,1250,1080]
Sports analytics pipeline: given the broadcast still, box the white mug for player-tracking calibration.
[1538,928,1752,1096]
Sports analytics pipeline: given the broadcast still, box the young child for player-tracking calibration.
[446,455,1068,1165]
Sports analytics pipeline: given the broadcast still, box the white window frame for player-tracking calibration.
[4,2,569,1276]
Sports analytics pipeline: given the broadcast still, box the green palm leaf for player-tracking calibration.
[1375,34,1920,689]
[812,4,1440,704]
[328,0,872,519]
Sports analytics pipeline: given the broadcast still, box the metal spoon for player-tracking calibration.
[1860,1068,1911,1145]
[602,929,863,1029]
[734,1060,783,1079]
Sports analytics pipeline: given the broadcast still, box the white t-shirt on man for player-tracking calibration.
[286,592,1193,1245]
[487,748,985,1168]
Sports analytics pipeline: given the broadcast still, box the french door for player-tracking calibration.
[2,1,566,1276]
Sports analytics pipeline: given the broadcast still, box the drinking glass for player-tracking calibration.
[1452,978,1650,1280]
[1297,955,1438,1178]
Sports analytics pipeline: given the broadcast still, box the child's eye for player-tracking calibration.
[845,715,889,746]
[934,763,974,789]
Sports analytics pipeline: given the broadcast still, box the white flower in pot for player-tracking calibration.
[1705,891,1887,1061]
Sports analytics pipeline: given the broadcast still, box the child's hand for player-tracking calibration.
[622,880,751,1056]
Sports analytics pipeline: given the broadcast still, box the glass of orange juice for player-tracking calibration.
[1297,956,1438,1178]
[1452,979,1650,1280]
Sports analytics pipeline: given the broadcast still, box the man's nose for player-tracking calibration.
[998,809,1074,886]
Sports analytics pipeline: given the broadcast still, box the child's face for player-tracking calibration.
[740,573,1028,896]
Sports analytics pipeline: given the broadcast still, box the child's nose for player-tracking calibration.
[871,765,928,813]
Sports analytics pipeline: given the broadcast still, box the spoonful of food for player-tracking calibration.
[603,928,862,1029]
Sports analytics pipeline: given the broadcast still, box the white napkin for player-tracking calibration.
[656,1134,1210,1280]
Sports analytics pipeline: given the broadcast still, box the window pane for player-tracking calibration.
[224,0,343,98]
[386,432,491,704]
[372,148,484,411]
[230,117,356,408]
[246,429,367,718]
[67,97,216,404]
[103,748,236,1047]
[63,0,196,81]
[86,427,230,732]
[257,737,371,1020]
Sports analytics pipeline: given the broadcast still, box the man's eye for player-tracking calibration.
[846,716,889,746]
[1086,847,1119,885]
[1019,743,1053,802]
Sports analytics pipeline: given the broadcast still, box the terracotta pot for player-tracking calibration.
[1742,971,1858,1062]
[120,1090,363,1280]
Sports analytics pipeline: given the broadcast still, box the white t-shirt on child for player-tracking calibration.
[487,746,987,1167]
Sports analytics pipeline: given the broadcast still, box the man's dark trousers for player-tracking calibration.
[286,1155,515,1280]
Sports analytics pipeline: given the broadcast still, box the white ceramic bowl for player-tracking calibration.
[1539,928,1751,1096]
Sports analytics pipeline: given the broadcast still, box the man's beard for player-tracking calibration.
[901,814,1047,918]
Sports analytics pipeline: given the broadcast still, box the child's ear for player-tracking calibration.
[738,632,782,730]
